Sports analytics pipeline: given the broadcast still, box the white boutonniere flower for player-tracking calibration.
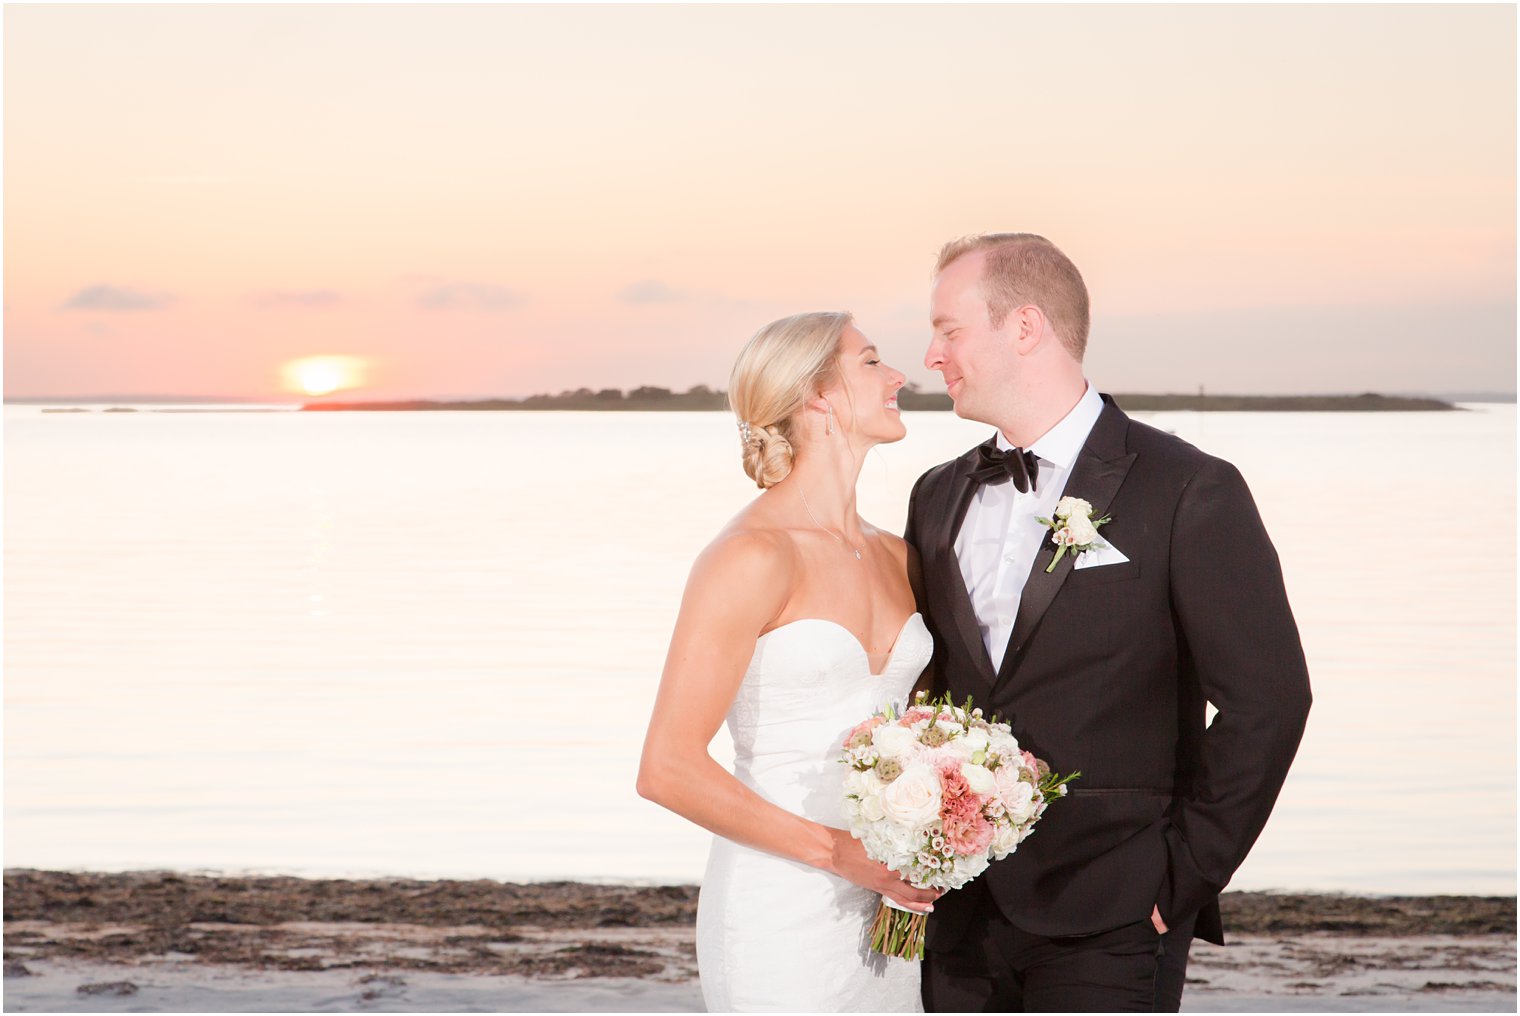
[1035,497,1111,573]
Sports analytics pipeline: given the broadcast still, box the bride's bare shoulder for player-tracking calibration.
[688,505,800,592]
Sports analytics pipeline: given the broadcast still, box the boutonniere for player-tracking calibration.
[1035,496,1111,573]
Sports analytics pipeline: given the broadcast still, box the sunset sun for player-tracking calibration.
[282,356,367,397]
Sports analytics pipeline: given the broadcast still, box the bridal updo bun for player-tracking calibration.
[728,311,851,489]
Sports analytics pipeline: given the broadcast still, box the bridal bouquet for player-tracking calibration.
[839,691,1078,960]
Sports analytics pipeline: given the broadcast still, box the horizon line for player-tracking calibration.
[6,389,1517,406]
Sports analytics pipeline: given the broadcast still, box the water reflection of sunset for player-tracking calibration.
[282,356,368,397]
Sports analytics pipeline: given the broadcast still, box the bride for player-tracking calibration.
[637,311,938,1012]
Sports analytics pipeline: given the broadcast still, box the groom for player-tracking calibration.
[906,233,1312,1012]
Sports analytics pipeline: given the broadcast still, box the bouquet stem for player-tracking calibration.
[869,898,927,960]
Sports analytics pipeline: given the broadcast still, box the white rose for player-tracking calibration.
[879,762,943,828]
[939,738,973,762]
[1055,496,1092,519]
[999,778,1037,823]
[860,793,886,823]
[845,768,884,798]
[959,728,990,754]
[991,821,1023,856]
[1066,515,1099,546]
[871,724,919,759]
[960,762,998,796]
[845,769,888,825]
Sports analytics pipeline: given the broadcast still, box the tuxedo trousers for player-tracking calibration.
[921,888,1196,1013]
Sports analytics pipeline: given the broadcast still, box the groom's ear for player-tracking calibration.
[1009,304,1049,356]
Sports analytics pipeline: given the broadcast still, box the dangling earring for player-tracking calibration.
[825,402,835,436]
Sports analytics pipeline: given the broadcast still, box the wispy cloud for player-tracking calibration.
[252,290,342,309]
[61,285,173,311]
[619,279,687,304]
[418,283,523,311]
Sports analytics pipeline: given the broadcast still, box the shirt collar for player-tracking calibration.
[995,382,1103,470]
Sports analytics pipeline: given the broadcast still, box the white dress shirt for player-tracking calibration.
[953,382,1105,672]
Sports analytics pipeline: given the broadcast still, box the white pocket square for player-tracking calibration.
[1073,539,1130,570]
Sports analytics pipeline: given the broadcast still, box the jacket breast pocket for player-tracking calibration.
[1064,559,1143,587]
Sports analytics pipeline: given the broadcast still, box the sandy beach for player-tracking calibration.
[3,871,1514,1012]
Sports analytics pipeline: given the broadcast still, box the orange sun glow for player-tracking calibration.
[282,356,368,397]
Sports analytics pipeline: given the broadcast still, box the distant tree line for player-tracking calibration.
[303,385,1454,413]
[303,382,958,412]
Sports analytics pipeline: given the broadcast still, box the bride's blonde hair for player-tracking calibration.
[728,311,851,489]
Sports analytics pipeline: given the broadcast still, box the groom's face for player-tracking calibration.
[926,252,1019,425]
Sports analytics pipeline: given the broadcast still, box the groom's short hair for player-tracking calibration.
[936,233,1090,361]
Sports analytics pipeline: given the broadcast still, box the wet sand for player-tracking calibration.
[4,871,1514,1012]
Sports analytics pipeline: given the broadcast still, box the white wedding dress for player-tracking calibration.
[696,614,932,1013]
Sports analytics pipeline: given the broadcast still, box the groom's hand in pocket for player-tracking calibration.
[1151,905,1168,933]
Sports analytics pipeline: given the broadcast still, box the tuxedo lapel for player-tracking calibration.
[998,399,1136,681]
[930,441,1000,695]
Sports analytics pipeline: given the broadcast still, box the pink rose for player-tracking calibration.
[996,767,1038,823]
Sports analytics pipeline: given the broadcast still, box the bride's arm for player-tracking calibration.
[637,530,938,913]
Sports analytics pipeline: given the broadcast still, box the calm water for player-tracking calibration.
[4,404,1515,894]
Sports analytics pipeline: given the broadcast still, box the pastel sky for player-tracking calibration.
[4,4,1515,400]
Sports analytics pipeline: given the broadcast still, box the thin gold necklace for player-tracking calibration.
[800,489,863,561]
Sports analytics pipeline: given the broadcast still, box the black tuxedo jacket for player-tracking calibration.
[905,396,1311,948]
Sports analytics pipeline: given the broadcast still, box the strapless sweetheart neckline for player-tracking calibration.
[755,612,922,678]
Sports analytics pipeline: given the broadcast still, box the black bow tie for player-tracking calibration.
[969,441,1041,493]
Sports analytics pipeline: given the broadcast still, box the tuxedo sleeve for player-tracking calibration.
[902,472,943,695]
[1159,457,1312,926]
[903,473,928,555]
